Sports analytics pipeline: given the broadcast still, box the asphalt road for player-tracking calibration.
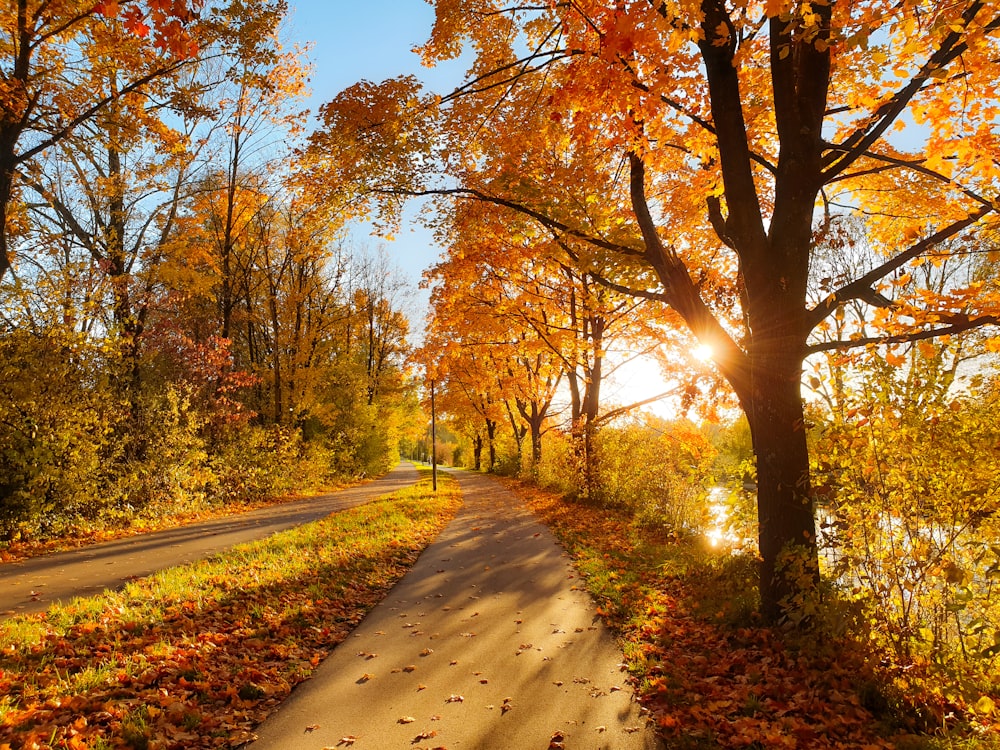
[0,462,420,619]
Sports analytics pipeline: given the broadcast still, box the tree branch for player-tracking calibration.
[823,3,1000,180]
[596,386,683,425]
[806,205,992,331]
[806,314,1000,354]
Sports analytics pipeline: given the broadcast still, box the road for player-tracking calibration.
[0,462,420,619]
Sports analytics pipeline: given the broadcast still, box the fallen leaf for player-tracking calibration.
[403,665,417,672]
[413,729,437,741]
[445,694,464,703]
[357,673,374,683]
[398,716,416,724]
[420,648,434,656]
[305,723,321,732]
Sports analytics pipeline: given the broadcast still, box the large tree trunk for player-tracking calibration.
[743,346,818,622]
[0,156,14,282]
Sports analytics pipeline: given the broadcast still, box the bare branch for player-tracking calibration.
[806,205,992,331]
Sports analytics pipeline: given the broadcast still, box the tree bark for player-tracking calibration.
[473,432,483,471]
[742,338,818,621]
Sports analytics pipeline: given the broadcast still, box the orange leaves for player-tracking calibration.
[93,1,121,17]
[520,481,902,749]
[0,486,461,749]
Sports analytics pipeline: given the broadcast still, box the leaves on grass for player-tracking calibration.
[0,477,461,749]
[520,481,908,749]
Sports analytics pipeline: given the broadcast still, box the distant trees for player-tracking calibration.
[0,2,417,541]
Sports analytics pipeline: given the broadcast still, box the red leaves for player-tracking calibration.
[92,1,121,17]
[122,8,151,38]
[93,0,202,56]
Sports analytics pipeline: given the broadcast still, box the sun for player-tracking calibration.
[692,343,714,362]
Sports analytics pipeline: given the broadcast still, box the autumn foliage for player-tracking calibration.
[0,472,461,749]
[0,2,418,542]
[312,0,1000,623]
[521,479,999,747]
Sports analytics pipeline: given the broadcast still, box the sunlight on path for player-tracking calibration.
[248,469,661,750]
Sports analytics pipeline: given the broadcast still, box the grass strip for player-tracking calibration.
[0,469,461,750]
[514,480,1000,750]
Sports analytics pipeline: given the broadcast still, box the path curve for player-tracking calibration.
[0,462,420,619]
[248,468,662,750]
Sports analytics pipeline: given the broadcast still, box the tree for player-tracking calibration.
[424,198,684,491]
[313,0,1000,620]
[0,0,209,283]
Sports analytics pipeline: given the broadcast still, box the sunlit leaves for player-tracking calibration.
[0,473,461,748]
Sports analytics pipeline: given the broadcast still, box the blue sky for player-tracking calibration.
[285,1,467,325]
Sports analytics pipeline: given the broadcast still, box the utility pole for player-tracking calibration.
[430,379,437,492]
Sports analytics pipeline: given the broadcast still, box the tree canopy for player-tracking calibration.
[311,0,1000,619]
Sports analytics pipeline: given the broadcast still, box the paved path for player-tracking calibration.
[248,469,662,750]
[0,463,420,619]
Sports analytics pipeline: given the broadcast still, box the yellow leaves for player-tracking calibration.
[975,695,997,717]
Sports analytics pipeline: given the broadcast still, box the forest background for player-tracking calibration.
[2,0,1000,746]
